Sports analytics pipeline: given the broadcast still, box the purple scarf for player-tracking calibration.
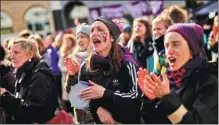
[90,47,139,73]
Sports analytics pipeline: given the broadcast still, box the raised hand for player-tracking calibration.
[147,72,170,98]
[137,68,170,100]
[79,80,105,100]
[137,68,156,100]
[65,57,80,76]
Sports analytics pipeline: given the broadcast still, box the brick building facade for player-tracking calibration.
[1,1,55,40]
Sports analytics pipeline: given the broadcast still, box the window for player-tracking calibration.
[24,6,50,34]
[70,5,89,24]
[1,10,13,34]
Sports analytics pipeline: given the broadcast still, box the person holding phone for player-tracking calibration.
[138,23,218,124]
[75,17,141,124]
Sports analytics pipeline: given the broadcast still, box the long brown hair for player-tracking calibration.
[86,42,123,75]
[129,18,152,43]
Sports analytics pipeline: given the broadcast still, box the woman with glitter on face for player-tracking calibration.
[75,17,141,124]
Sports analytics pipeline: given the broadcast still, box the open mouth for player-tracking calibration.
[93,39,101,46]
[169,57,176,63]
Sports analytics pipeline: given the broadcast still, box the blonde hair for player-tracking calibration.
[13,38,41,59]
[152,15,173,29]
[70,32,92,61]
[3,37,16,49]
[60,34,76,57]
[28,34,44,54]
[19,29,32,38]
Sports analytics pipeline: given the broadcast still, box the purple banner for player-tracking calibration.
[89,0,163,22]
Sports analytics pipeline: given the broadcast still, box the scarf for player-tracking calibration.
[153,35,165,53]
[90,47,139,74]
[167,56,207,94]
[15,58,39,79]
[74,51,89,63]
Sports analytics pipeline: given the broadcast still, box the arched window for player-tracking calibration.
[70,5,89,23]
[1,10,13,34]
[24,6,50,34]
[64,1,89,28]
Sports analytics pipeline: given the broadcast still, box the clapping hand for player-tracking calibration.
[137,68,170,100]
[64,57,80,76]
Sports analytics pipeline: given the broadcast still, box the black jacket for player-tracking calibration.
[141,65,218,124]
[66,73,78,94]
[0,65,15,93]
[0,58,59,124]
[78,61,141,124]
[127,38,154,68]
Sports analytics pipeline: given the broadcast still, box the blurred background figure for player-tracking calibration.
[208,14,218,62]
[161,5,187,24]
[127,17,154,72]
[2,38,15,66]
[18,29,32,39]
[0,42,15,94]
[118,25,132,47]
[28,34,45,55]
[0,45,6,124]
[58,33,76,115]
[53,32,64,50]
[43,33,62,100]
[65,23,93,124]
[152,14,173,75]
[74,17,81,26]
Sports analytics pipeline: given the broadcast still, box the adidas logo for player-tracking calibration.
[112,79,118,84]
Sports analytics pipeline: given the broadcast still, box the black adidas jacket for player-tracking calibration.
[78,61,141,124]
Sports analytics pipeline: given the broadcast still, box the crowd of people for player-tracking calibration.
[0,5,218,124]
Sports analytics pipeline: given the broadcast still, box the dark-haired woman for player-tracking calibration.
[127,18,154,72]
[77,17,141,124]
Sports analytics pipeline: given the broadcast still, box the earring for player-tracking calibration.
[29,58,32,62]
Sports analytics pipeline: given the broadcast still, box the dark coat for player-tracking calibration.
[0,58,59,124]
[127,38,154,68]
[141,65,218,124]
[78,61,141,124]
[0,107,6,124]
[0,65,15,93]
